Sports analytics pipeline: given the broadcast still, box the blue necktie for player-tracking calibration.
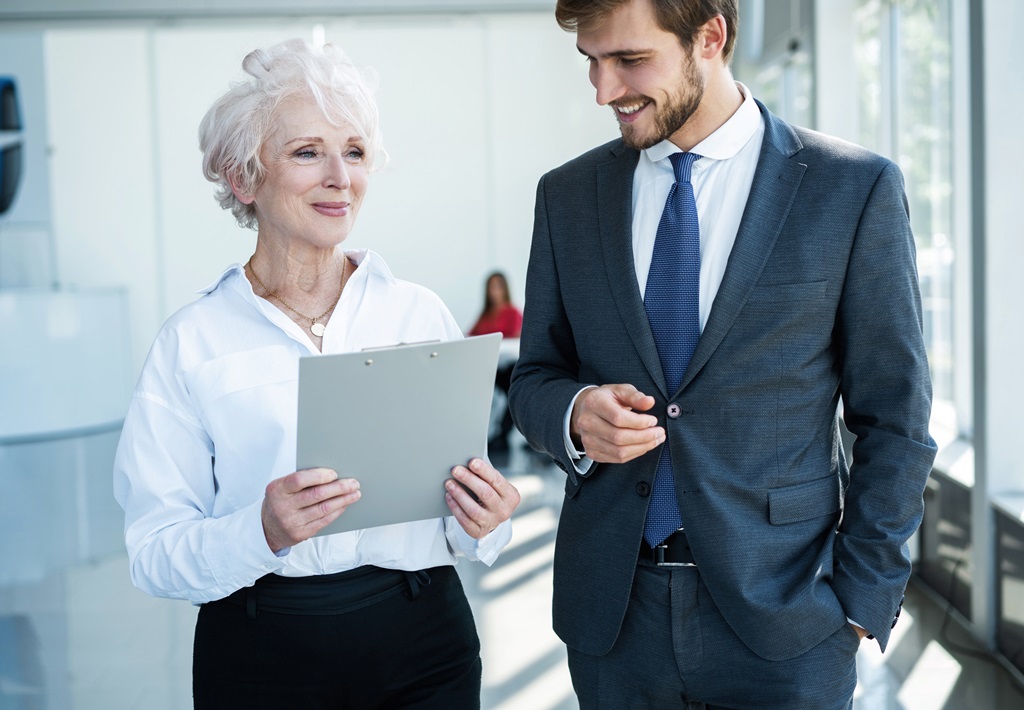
[642,152,701,547]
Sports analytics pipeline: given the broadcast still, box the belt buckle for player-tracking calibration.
[653,528,696,568]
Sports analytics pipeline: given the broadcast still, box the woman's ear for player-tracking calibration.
[228,175,256,205]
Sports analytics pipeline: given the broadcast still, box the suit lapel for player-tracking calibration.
[679,104,807,392]
[596,143,669,396]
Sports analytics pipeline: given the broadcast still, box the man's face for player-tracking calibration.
[576,0,707,150]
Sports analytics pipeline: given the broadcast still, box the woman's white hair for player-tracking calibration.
[199,38,387,230]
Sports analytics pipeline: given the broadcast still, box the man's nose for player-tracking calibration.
[591,64,626,106]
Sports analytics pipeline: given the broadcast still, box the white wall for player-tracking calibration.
[982,0,1024,496]
[40,14,616,374]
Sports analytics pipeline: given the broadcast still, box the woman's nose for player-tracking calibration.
[322,153,351,190]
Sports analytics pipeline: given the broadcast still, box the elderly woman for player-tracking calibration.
[113,39,520,709]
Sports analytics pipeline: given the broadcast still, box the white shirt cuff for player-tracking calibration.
[445,517,512,566]
[563,386,597,475]
[202,500,287,597]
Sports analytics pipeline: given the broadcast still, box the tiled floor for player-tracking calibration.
[2,438,1023,709]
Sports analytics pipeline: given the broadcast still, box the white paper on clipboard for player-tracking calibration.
[297,333,502,536]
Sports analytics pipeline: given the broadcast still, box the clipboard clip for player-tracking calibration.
[361,339,443,366]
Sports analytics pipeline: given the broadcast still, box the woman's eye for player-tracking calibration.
[345,148,365,162]
[294,149,319,159]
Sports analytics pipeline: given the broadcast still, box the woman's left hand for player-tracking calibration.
[445,458,521,539]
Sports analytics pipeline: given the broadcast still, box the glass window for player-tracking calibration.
[855,0,957,437]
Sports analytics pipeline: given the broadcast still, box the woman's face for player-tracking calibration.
[487,276,506,305]
[240,95,369,250]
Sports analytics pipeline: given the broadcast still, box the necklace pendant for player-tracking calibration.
[310,322,326,337]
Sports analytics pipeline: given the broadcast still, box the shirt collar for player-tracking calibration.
[197,262,243,295]
[195,248,398,297]
[644,82,761,165]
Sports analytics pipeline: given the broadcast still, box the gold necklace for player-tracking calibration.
[246,257,347,337]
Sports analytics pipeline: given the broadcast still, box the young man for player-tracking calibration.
[508,1,936,707]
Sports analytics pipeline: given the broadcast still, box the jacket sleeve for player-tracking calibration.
[509,175,593,484]
[831,161,937,650]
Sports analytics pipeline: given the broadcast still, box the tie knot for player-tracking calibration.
[669,152,701,184]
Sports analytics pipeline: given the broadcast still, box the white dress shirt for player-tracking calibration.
[114,249,512,604]
[565,83,765,471]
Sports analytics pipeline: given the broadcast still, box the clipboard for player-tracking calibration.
[297,333,502,536]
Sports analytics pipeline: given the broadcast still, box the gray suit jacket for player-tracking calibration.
[509,102,936,662]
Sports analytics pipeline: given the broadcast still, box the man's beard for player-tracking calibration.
[618,56,705,150]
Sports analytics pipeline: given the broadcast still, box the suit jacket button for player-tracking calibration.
[667,403,682,419]
[636,481,651,497]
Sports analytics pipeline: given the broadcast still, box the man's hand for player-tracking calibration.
[571,383,665,464]
[445,458,521,539]
[261,468,361,553]
[851,624,870,640]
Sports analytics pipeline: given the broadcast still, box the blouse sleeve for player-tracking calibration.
[113,333,285,604]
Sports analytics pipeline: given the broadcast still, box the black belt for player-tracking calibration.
[639,528,696,567]
[218,565,437,618]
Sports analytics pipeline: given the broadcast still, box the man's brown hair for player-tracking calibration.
[555,0,739,65]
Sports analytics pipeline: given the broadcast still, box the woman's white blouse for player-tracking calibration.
[113,250,512,603]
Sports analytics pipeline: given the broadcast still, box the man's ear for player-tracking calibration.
[228,174,256,205]
[698,14,728,61]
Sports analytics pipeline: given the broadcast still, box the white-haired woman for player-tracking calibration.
[113,39,519,709]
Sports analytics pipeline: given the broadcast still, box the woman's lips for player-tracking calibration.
[312,202,349,217]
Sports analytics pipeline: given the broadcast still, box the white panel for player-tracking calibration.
[0,290,131,440]
[813,0,857,142]
[984,0,1024,493]
[44,29,161,373]
[484,13,618,308]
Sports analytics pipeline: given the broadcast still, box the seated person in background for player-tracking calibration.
[469,272,523,454]
[469,271,523,340]
[113,38,520,709]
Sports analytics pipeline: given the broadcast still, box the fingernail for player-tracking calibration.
[445,481,456,491]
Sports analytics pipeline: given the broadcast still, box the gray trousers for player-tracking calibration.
[567,561,859,709]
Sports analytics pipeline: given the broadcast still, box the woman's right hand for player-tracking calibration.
[261,468,361,553]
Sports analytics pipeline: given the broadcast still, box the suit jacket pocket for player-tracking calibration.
[768,475,841,525]
[750,280,828,304]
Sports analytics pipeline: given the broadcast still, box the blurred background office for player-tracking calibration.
[0,0,1022,708]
